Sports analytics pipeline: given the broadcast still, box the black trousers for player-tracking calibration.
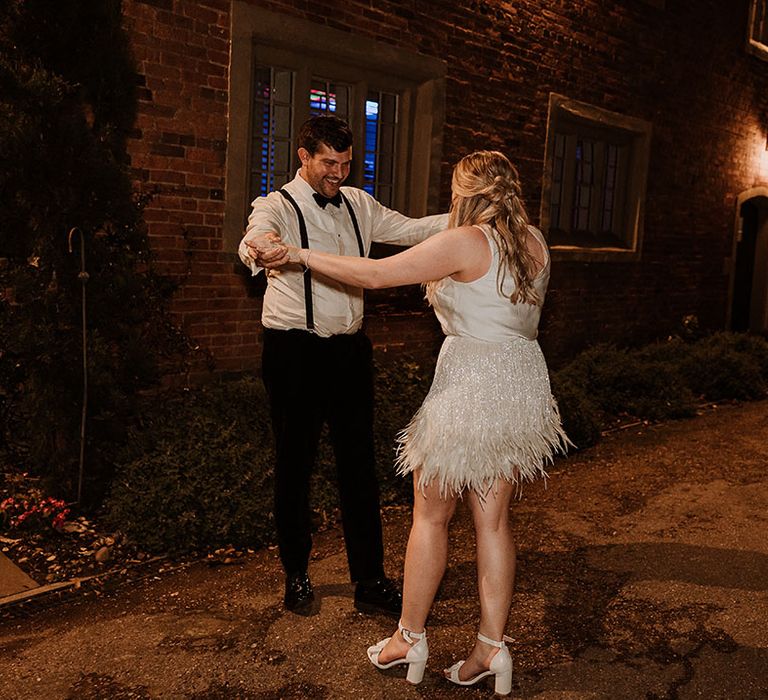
[261,328,385,582]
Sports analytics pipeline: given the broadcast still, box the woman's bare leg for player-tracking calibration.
[451,478,516,680]
[376,473,457,663]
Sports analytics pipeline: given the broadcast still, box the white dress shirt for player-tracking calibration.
[239,172,448,337]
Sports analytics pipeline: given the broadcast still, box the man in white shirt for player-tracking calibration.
[240,116,447,615]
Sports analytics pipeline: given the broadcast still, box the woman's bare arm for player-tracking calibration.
[287,226,489,289]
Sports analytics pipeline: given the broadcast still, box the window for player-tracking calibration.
[540,94,652,261]
[250,66,294,200]
[548,128,632,248]
[748,0,768,60]
[224,2,445,251]
[249,70,398,206]
[363,91,398,204]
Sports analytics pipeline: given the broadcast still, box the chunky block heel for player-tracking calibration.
[367,621,428,686]
[405,657,427,684]
[494,667,513,695]
[444,632,514,696]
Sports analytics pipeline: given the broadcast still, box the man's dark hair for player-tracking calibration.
[298,115,353,155]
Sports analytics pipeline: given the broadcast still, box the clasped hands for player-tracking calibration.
[244,232,302,269]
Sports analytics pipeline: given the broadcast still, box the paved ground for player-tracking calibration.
[1,400,767,699]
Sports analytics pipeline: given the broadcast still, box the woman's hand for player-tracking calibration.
[243,232,291,268]
[286,246,304,265]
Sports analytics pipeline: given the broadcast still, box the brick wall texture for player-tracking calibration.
[122,0,768,375]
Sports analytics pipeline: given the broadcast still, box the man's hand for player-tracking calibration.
[243,232,290,268]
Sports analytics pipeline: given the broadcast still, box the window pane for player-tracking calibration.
[309,80,330,113]
[547,114,638,249]
[274,69,292,101]
[332,83,350,119]
[253,66,271,100]
[273,139,291,172]
[273,172,290,190]
[365,90,397,206]
[250,66,295,201]
[378,152,394,185]
[309,79,351,121]
[572,139,594,233]
[364,97,379,196]
[377,184,392,205]
[273,104,292,137]
[601,144,619,233]
[379,93,397,123]
[550,132,566,229]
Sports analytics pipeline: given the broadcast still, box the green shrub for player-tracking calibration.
[105,354,434,554]
[729,333,768,382]
[588,346,696,420]
[551,341,697,446]
[105,378,275,553]
[549,367,602,450]
[103,332,767,555]
[372,354,434,504]
[680,332,767,401]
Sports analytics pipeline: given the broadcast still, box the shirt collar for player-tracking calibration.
[291,170,318,204]
[291,170,344,212]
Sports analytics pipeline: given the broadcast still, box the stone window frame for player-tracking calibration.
[540,93,652,263]
[223,2,446,252]
[747,0,768,61]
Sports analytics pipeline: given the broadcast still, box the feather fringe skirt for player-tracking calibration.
[395,335,571,498]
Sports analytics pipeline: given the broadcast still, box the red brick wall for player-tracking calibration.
[123,0,260,377]
[122,0,768,375]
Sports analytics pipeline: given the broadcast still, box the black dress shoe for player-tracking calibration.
[284,572,314,614]
[354,577,402,617]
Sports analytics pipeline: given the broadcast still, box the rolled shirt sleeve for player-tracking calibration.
[238,174,448,336]
[353,190,448,246]
[238,191,290,275]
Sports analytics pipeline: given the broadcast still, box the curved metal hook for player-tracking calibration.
[68,227,89,283]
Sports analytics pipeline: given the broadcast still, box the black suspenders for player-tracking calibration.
[277,188,364,331]
[277,189,314,330]
[340,192,365,257]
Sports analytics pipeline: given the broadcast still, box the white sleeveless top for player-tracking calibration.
[428,224,550,342]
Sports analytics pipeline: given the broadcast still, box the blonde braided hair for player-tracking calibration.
[428,150,540,305]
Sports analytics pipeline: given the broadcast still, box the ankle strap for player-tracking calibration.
[398,621,426,644]
[477,632,514,648]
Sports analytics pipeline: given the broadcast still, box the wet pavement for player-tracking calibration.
[1,400,767,699]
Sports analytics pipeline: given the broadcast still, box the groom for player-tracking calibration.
[240,115,447,615]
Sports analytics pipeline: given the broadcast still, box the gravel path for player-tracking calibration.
[1,400,767,699]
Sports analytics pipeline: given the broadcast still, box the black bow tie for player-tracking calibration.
[313,192,342,209]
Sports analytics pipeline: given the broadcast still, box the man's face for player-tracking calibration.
[299,142,352,197]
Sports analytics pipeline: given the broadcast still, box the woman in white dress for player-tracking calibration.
[276,150,570,694]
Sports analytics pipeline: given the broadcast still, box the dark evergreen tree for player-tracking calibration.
[0,0,187,504]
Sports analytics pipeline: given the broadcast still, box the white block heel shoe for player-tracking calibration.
[444,632,514,696]
[367,621,428,685]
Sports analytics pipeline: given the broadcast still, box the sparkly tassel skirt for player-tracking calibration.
[395,335,571,497]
